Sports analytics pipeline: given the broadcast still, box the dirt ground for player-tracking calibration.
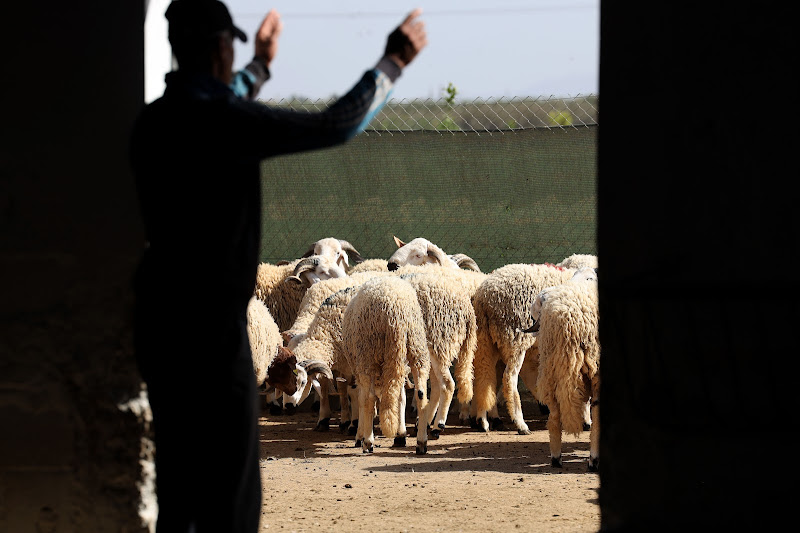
[256,391,600,533]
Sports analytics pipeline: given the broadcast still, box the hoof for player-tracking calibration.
[339,421,351,433]
[311,400,320,412]
[392,436,407,448]
[363,446,374,454]
[437,423,445,430]
[588,457,599,472]
[583,422,592,432]
[268,404,283,416]
[284,403,296,416]
[538,402,550,415]
[551,457,563,468]
[477,418,489,433]
[416,443,428,455]
[491,417,504,430]
[469,417,479,430]
[354,439,362,448]
[430,429,440,440]
[517,428,532,436]
[314,418,330,432]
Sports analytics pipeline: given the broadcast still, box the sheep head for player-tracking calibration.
[283,358,335,407]
[387,237,451,271]
[302,238,363,268]
[520,288,556,336]
[571,266,598,282]
[286,255,348,287]
[264,346,300,395]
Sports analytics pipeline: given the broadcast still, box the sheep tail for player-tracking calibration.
[455,312,477,405]
[379,372,404,439]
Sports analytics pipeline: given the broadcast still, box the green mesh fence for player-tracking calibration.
[258,97,597,273]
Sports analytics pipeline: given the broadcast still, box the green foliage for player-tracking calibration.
[436,117,460,131]
[444,82,458,105]
[548,110,574,126]
[437,82,460,130]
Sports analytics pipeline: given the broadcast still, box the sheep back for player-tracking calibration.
[343,276,430,439]
[246,296,282,386]
[253,260,308,331]
[556,253,598,270]
[536,281,599,435]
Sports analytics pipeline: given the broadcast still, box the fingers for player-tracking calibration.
[255,9,283,66]
[384,8,427,68]
[257,9,283,41]
[401,7,424,27]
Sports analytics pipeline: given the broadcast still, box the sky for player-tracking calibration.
[222,0,599,102]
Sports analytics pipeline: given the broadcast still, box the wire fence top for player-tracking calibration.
[256,94,598,133]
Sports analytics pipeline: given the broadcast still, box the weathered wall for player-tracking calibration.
[0,2,150,532]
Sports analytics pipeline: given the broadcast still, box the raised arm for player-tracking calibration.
[231,9,283,99]
[233,8,428,159]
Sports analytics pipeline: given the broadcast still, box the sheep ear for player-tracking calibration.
[393,235,406,248]
[338,240,363,264]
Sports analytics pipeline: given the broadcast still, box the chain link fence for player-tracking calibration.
[257,95,598,273]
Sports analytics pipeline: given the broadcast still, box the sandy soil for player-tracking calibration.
[256,392,600,533]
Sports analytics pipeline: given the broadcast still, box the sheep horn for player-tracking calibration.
[287,257,321,287]
[338,240,364,264]
[393,235,406,248]
[450,253,481,272]
[520,320,540,334]
[298,360,334,381]
[426,244,449,266]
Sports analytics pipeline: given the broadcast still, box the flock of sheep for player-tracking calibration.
[247,236,600,471]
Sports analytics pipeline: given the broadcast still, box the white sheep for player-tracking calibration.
[471,263,578,434]
[281,276,388,431]
[246,296,332,412]
[253,255,348,332]
[342,276,431,454]
[532,276,600,471]
[396,270,478,438]
[388,236,482,272]
[556,253,598,270]
[301,237,364,269]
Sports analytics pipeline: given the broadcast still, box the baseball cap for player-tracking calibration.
[166,0,248,44]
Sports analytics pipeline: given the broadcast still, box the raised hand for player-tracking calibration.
[385,8,428,68]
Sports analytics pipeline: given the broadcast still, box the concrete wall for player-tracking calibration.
[1,2,150,532]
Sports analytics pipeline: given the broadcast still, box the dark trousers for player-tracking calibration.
[134,300,262,533]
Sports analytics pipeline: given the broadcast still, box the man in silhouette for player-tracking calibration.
[129,2,427,531]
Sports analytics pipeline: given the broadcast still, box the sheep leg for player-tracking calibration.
[357,380,377,453]
[588,377,600,471]
[520,349,548,416]
[314,375,332,431]
[547,404,563,468]
[425,366,443,437]
[393,383,408,448]
[411,367,429,455]
[266,389,283,415]
[502,355,530,435]
[346,384,359,435]
[430,363,454,437]
[582,401,592,431]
